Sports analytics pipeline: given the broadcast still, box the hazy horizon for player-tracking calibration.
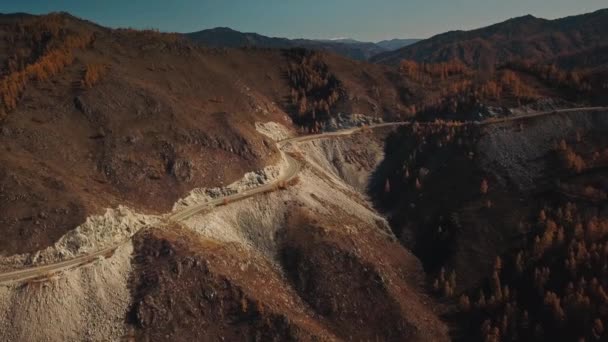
[0,1,606,42]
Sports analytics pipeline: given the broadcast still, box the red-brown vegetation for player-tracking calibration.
[285,49,342,130]
[0,14,95,118]
[480,179,489,195]
[457,202,608,341]
[114,28,182,44]
[396,58,541,118]
[507,59,593,93]
[371,115,608,341]
[399,59,469,83]
[557,139,587,174]
[81,63,107,88]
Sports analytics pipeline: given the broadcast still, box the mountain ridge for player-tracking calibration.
[371,8,608,67]
[185,26,418,60]
[376,38,421,50]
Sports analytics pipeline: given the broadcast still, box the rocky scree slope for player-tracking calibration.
[0,119,449,341]
[0,13,419,257]
[125,122,449,341]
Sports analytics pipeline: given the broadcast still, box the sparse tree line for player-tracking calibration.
[397,55,607,119]
[285,49,343,131]
[399,59,470,83]
[506,59,599,95]
[380,121,474,204]
[439,131,608,341]
[376,122,608,341]
[81,63,107,88]
[398,59,544,117]
[556,134,608,176]
[0,14,95,120]
[450,201,608,342]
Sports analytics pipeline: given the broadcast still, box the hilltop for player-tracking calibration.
[372,9,608,68]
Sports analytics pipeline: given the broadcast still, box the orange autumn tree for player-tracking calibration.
[400,59,468,81]
[82,63,107,88]
[0,14,95,118]
[286,49,342,129]
[480,179,489,195]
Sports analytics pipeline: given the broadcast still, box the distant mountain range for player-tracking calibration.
[184,27,419,61]
[372,8,608,67]
[376,39,421,51]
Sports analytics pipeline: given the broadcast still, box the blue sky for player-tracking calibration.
[1,1,606,41]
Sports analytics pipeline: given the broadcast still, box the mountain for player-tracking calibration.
[184,27,292,48]
[293,38,387,60]
[185,27,387,60]
[313,38,364,44]
[0,12,454,341]
[1,10,608,342]
[315,37,421,51]
[372,9,608,67]
[376,38,421,50]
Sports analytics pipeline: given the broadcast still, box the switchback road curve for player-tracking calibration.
[1,106,606,285]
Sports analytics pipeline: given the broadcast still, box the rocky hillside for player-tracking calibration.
[0,118,450,341]
[370,109,608,340]
[0,13,286,255]
[1,10,608,342]
[0,12,418,256]
[0,12,450,341]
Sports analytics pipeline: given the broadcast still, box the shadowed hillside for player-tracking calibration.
[370,109,608,341]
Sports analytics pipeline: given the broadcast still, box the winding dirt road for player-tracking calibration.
[1,106,606,285]
[0,122,404,285]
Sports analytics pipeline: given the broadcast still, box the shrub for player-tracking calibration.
[480,179,489,195]
[82,63,107,88]
[0,15,95,116]
[562,147,586,173]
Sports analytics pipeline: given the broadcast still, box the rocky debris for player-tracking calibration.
[296,131,387,193]
[0,120,447,341]
[178,126,448,340]
[172,151,284,212]
[255,121,293,142]
[479,109,608,191]
[128,228,337,341]
[0,242,134,342]
[183,122,394,259]
[0,206,159,270]
[466,98,576,121]
[74,96,93,119]
[326,112,383,131]
[170,159,194,182]
[280,210,449,341]
[510,97,574,115]
[88,127,106,139]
